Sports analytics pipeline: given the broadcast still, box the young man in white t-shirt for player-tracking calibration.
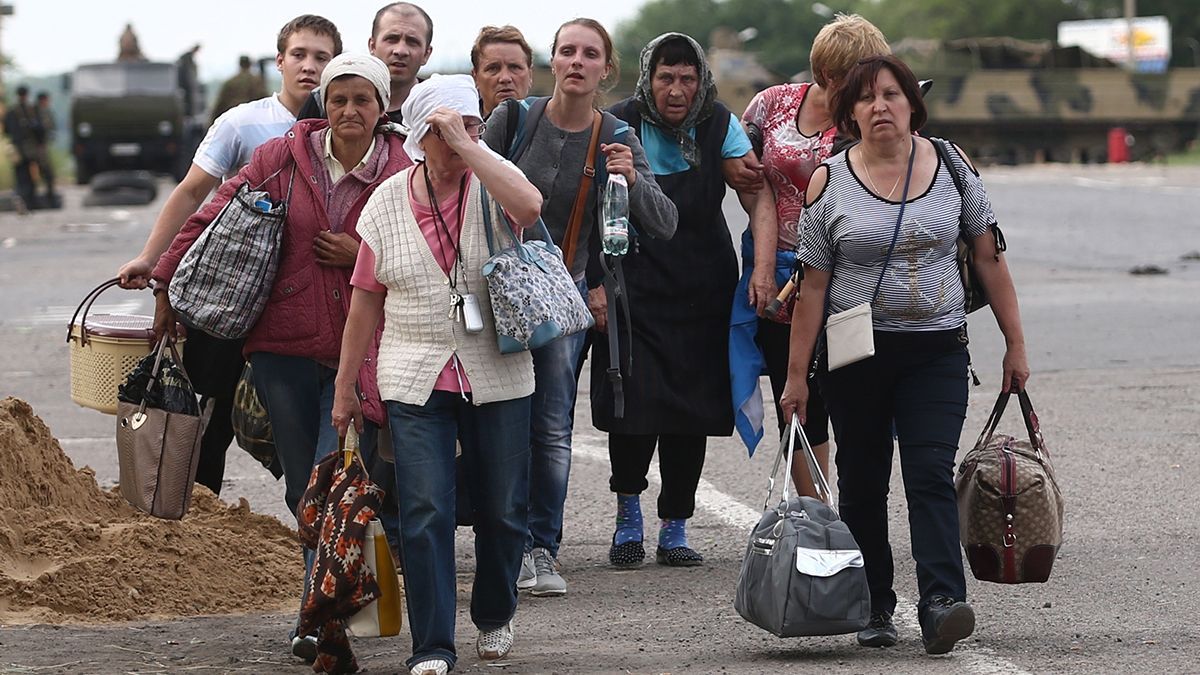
[118,15,341,287]
[114,16,341,505]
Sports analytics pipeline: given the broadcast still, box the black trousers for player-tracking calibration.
[182,330,245,495]
[819,328,969,615]
[608,433,706,519]
[756,317,829,445]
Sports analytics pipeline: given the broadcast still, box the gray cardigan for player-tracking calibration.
[483,102,677,279]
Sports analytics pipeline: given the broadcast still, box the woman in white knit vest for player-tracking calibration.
[332,74,542,675]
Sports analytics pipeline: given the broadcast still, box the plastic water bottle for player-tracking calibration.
[602,173,630,257]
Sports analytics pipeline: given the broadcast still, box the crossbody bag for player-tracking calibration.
[825,139,916,371]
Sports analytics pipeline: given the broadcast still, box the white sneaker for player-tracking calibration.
[517,551,536,590]
[410,658,449,675]
[477,622,514,660]
[529,547,566,597]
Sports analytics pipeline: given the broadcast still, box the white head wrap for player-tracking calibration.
[401,74,484,162]
[319,53,391,112]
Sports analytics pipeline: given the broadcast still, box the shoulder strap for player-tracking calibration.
[869,140,916,305]
[503,98,520,156]
[560,111,603,266]
[932,138,967,230]
[508,96,549,163]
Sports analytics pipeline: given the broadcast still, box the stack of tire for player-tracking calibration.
[83,170,158,207]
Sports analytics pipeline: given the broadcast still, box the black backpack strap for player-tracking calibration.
[593,106,639,418]
[502,98,520,156]
[508,96,549,163]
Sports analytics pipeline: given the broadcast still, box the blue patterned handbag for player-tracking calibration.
[479,186,594,354]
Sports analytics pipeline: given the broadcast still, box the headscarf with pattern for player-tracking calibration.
[634,32,717,168]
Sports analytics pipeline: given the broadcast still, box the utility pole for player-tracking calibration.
[1124,0,1137,72]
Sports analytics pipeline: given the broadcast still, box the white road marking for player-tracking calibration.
[572,437,1034,675]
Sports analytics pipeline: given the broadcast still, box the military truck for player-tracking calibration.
[895,38,1200,164]
[69,58,207,184]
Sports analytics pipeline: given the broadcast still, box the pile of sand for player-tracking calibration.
[0,397,303,624]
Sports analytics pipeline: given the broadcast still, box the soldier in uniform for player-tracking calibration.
[211,55,268,124]
[33,92,58,205]
[3,85,39,211]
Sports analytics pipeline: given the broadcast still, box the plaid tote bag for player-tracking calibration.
[168,165,295,339]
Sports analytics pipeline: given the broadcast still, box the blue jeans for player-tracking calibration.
[526,288,589,556]
[388,392,531,670]
[249,352,397,633]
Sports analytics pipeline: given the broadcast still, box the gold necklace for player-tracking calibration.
[860,139,912,200]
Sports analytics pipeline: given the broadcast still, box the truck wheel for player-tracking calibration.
[90,171,158,201]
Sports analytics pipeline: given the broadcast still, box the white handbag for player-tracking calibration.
[824,141,915,371]
[825,302,875,371]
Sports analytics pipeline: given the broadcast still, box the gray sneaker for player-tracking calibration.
[529,547,566,597]
[516,551,536,591]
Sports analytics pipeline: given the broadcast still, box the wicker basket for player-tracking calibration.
[67,279,184,415]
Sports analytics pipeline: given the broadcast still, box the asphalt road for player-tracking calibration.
[1,163,1199,674]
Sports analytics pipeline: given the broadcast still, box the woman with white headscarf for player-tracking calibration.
[332,74,542,675]
[152,53,411,660]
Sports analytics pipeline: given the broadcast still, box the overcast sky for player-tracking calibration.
[4,0,646,79]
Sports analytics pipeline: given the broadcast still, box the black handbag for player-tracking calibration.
[932,138,1006,314]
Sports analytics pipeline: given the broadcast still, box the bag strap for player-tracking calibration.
[1017,389,1050,462]
[250,161,298,207]
[507,96,548,164]
[502,98,522,158]
[66,277,123,344]
[975,389,1051,465]
[133,336,194,415]
[974,392,1011,451]
[869,138,916,305]
[600,256,633,418]
[479,183,555,268]
[933,137,1006,256]
[560,111,603,267]
[932,138,966,224]
[763,414,833,510]
[339,426,364,472]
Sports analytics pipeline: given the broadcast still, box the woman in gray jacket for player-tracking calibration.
[481,17,676,598]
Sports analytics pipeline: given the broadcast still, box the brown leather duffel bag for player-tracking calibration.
[956,390,1064,584]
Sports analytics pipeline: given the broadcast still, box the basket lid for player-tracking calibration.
[81,313,154,339]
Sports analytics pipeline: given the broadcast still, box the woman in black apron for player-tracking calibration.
[593,32,762,567]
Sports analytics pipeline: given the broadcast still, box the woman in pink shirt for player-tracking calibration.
[733,14,890,493]
[332,75,542,675]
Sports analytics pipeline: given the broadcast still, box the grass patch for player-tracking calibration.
[1166,144,1200,166]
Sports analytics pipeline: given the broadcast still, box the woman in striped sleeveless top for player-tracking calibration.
[779,55,1030,655]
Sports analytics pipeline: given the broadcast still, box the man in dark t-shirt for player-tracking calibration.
[297,2,432,124]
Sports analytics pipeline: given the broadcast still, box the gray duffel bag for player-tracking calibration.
[734,414,871,637]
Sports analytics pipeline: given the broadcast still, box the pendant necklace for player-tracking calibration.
[861,138,912,200]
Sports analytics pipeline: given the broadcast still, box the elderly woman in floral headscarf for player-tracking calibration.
[593,32,762,569]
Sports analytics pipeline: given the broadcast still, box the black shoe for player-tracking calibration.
[857,611,898,647]
[609,536,646,568]
[655,545,704,567]
[920,596,975,655]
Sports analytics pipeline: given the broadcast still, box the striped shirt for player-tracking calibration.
[798,138,996,331]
